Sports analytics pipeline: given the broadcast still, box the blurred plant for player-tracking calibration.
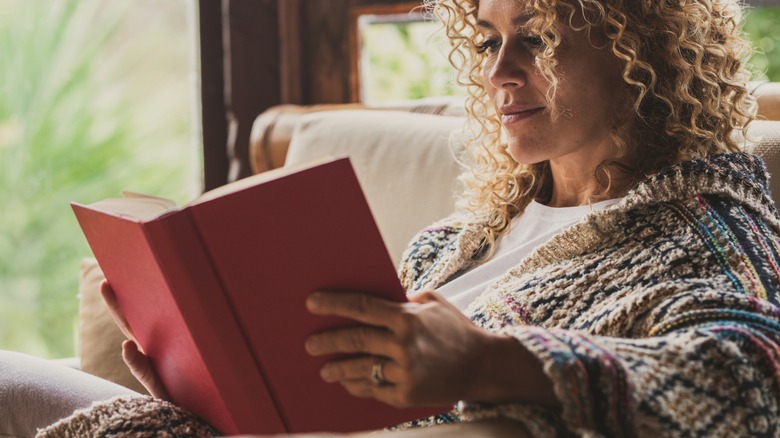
[361,20,464,103]
[744,6,780,82]
[0,0,197,358]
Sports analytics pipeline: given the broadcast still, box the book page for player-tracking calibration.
[79,156,341,221]
[190,156,341,206]
[84,195,177,221]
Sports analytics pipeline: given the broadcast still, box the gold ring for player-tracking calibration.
[370,357,387,386]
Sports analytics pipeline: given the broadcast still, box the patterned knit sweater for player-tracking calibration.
[39,152,780,436]
[398,152,780,436]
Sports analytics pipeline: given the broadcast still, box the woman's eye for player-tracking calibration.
[522,35,544,48]
[476,39,500,54]
[476,35,544,54]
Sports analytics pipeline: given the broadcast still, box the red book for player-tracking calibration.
[71,157,445,435]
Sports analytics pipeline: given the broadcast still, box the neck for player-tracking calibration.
[545,157,632,208]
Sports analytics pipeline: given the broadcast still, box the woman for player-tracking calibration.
[19,0,780,436]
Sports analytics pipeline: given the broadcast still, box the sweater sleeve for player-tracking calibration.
[397,211,472,292]
[462,280,780,437]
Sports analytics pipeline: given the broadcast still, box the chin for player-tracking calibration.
[507,144,546,166]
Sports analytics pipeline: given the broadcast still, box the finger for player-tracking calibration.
[306,292,404,328]
[407,289,446,305]
[100,280,136,342]
[320,356,400,385]
[305,326,398,357]
[122,339,171,401]
[319,356,379,383]
[339,379,409,408]
[339,378,381,399]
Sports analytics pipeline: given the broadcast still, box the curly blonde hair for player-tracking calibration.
[425,0,757,259]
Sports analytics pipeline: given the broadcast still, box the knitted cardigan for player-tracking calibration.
[398,152,780,436]
[39,152,780,437]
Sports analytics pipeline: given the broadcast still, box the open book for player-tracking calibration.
[72,157,443,435]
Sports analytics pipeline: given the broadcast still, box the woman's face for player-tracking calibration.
[477,0,628,168]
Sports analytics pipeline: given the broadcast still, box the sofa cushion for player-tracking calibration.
[284,110,467,265]
[753,81,780,121]
[746,120,780,204]
[78,258,147,394]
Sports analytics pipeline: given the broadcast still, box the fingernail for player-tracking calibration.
[305,337,318,354]
[306,293,321,310]
[320,366,333,382]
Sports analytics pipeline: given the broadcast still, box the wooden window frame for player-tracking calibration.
[348,2,427,103]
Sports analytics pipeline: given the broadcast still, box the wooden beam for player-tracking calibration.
[223,0,281,182]
[279,0,304,104]
[199,0,229,191]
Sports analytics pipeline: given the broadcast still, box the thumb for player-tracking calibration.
[408,290,445,304]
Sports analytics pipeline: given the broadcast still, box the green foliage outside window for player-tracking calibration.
[361,20,462,103]
[744,7,780,82]
[0,0,197,358]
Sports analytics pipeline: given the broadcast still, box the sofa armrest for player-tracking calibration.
[754,81,780,121]
[250,104,366,173]
[249,97,467,174]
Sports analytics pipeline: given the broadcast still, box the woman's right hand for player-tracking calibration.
[100,280,171,400]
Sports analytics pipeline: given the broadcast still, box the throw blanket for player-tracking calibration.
[39,153,780,437]
[399,152,780,436]
[37,396,218,437]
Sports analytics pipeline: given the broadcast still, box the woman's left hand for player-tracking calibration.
[304,290,500,408]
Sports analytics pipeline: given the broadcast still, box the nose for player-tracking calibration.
[486,43,528,90]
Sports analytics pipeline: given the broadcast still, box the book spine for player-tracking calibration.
[144,213,286,434]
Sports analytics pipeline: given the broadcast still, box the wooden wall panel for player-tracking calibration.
[279,0,304,104]
[300,0,351,103]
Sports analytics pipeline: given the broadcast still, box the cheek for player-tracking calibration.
[583,58,625,108]
[561,65,625,122]
[483,82,501,114]
[482,66,497,98]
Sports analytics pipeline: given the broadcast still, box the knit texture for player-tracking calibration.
[36,396,219,437]
[399,152,780,436]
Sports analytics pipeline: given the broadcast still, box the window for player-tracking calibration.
[744,6,780,81]
[0,0,199,358]
[352,4,466,104]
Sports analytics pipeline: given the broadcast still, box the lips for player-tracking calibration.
[500,105,545,125]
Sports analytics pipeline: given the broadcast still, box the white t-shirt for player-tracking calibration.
[438,198,622,311]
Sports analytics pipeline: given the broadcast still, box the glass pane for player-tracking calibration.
[744,6,780,81]
[0,0,200,358]
[359,15,466,104]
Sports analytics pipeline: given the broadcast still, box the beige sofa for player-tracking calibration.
[75,87,780,434]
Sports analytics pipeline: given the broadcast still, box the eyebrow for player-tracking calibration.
[475,12,536,30]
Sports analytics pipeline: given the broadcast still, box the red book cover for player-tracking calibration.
[72,157,445,435]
